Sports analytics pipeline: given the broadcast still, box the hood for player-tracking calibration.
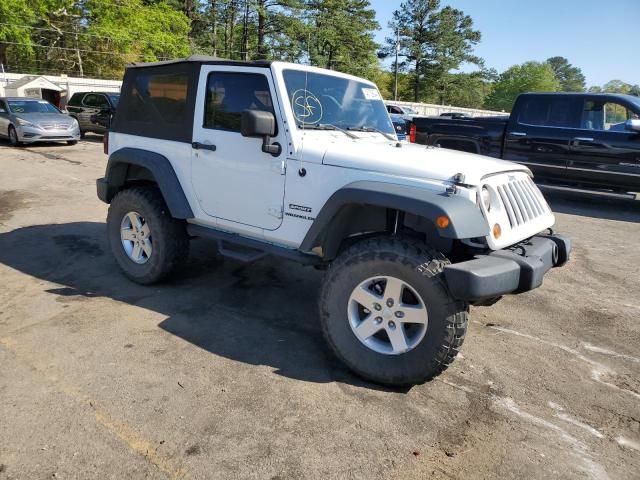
[312,136,530,186]
[15,113,74,126]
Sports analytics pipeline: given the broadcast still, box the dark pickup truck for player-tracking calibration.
[409,93,640,196]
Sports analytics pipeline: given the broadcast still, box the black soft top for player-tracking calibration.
[125,55,272,70]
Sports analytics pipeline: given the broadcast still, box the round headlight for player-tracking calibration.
[481,186,491,211]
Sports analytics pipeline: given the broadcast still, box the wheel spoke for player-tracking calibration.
[127,212,141,229]
[131,243,142,261]
[350,285,381,309]
[121,229,136,241]
[398,305,427,325]
[355,316,383,340]
[141,241,152,258]
[139,222,150,237]
[387,325,409,353]
[383,277,404,304]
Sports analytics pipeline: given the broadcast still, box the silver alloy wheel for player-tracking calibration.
[120,211,152,264]
[348,276,428,355]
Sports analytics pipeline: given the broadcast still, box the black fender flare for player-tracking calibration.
[300,181,489,255]
[98,147,194,219]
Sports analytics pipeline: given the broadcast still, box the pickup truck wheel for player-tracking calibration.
[319,236,468,387]
[107,187,189,284]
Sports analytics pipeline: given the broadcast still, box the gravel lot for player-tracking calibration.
[0,138,639,480]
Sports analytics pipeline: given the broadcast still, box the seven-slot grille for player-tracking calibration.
[495,176,549,228]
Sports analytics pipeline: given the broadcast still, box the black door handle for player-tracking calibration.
[192,142,216,151]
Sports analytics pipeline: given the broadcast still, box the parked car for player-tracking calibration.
[409,93,640,196]
[0,97,80,146]
[97,56,570,386]
[390,113,409,141]
[66,91,119,137]
[386,103,420,117]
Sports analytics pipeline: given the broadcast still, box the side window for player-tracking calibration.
[67,93,82,106]
[83,94,97,107]
[94,95,110,108]
[123,72,189,124]
[518,97,551,126]
[0,100,7,113]
[204,72,275,132]
[518,97,580,128]
[581,100,632,131]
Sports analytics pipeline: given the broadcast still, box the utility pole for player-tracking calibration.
[394,28,400,101]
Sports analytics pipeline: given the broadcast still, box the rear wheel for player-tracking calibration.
[107,186,189,284]
[67,140,78,145]
[319,236,468,386]
[8,125,21,147]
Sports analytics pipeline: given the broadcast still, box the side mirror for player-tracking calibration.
[625,118,640,133]
[241,109,281,156]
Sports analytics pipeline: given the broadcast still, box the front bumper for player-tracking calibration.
[17,124,80,143]
[444,234,571,302]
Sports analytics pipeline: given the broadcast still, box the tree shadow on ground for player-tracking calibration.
[0,221,404,391]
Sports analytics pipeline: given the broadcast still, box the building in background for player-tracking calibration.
[0,72,121,109]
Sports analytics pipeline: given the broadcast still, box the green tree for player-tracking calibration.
[305,0,380,78]
[435,68,497,108]
[386,0,481,102]
[0,0,36,70]
[601,79,632,94]
[485,61,560,112]
[546,56,586,92]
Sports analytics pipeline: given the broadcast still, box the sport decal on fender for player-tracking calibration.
[286,203,314,221]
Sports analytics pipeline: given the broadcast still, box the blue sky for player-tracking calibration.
[369,0,639,88]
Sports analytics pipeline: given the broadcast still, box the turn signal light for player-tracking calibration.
[493,223,502,239]
[436,216,450,229]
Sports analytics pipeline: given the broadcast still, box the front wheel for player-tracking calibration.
[8,125,22,147]
[319,236,468,387]
[107,187,189,284]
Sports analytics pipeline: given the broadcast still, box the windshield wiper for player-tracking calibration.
[347,126,397,142]
[298,123,359,139]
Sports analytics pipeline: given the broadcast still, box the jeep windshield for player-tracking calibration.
[283,69,394,135]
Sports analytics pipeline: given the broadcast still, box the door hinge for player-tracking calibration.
[268,206,283,219]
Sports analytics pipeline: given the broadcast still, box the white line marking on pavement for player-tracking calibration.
[494,397,609,480]
[616,436,640,452]
[582,343,640,364]
[555,413,604,439]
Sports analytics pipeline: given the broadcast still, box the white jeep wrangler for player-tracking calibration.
[97,56,570,386]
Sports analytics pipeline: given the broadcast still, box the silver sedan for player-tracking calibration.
[0,97,81,146]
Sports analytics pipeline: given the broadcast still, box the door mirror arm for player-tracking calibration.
[262,136,281,156]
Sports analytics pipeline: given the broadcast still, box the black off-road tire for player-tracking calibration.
[319,236,468,387]
[107,186,189,284]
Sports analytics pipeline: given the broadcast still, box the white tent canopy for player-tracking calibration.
[4,76,64,98]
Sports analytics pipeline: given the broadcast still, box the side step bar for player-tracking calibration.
[186,224,323,265]
[537,183,639,201]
